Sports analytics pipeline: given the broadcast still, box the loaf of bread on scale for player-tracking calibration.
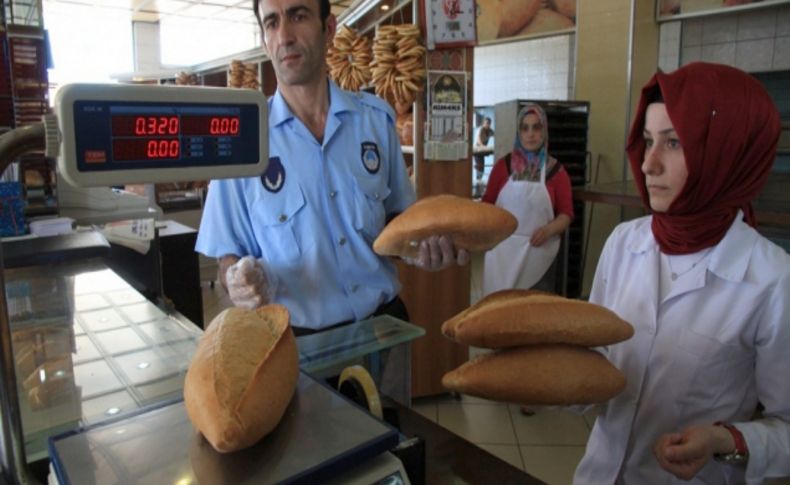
[184,304,298,453]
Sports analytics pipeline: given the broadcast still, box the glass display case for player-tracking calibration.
[5,261,202,462]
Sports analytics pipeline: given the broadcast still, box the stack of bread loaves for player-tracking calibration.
[184,304,299,453]
[441,290,633,405]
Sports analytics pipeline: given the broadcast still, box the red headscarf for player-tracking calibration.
[626,62,781,255]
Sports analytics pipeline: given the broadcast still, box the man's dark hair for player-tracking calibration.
[484,117,492,123]
[253,0,331,31]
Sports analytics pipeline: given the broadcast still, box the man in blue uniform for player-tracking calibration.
[196,0,468,336]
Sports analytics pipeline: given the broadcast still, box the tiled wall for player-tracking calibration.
[658,21,681,72]
[665,5,790,72]
[472,34,575,107]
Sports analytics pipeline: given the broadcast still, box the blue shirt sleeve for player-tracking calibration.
[194,178,260,259]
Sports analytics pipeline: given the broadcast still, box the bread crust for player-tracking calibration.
[373,194,517,259]
[442,289,550,339]
[442,292,634,348]
[442,344,626,405]
[184,304,299,453]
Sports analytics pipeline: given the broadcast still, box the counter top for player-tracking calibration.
[574,181,790,227]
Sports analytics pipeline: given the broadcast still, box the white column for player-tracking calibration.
[132,20,161,73]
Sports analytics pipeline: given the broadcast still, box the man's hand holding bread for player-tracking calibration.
[374,194,518,270]
[401,235,471,272]
[221,255,275,310]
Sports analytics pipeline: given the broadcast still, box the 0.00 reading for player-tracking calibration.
[147,139,180,158]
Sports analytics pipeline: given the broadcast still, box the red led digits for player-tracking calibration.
[181,116,240,136]
[131,116,179,136]
[109,111,239,162]
[209,117,239,135]
[112,138,180,161]
[146,139,180,158]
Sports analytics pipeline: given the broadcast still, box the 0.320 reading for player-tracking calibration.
[135,116,179,135]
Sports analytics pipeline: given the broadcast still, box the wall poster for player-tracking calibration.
[425,70,468,161]
[475,1,576,45]
[657,0,790,21]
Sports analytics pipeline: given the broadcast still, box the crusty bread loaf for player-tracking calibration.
[442,292,634,348]
[442,344,626,405]
[442,289,551,340]
[184,304,298,453]
[373,194,517,259]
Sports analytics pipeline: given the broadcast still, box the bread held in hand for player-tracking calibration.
[373,194,517,259]
[184,304,298,453]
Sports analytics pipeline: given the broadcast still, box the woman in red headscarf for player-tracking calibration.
[481,103,574,295]
[574,63,790,483]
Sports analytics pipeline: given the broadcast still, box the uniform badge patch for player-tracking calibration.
[261,156,285,193]
[361,142,381,174]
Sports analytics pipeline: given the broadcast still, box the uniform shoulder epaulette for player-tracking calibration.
[357,91,395,123]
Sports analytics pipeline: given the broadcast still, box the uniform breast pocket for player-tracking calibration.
[250,185,306,264]
[675,328,753,409]
[352,176,391,241]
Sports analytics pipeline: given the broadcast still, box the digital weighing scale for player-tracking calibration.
[47,373,408,485]
[0,83,414,484]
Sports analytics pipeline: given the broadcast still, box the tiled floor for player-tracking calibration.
[410,393,595,484]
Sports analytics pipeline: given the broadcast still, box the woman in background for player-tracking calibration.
[575,62,790,483]
[482,103,574,295]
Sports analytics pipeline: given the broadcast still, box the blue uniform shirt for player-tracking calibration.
[196,81,416,329]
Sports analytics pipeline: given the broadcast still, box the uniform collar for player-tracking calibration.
[269,80,358,128]
[707,212,756,283]
[626,218,656,255]
[626,212,756,283]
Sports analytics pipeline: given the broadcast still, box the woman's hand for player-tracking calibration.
[530,226,550,246]
[653,424,734,480]
[530,214,572,247]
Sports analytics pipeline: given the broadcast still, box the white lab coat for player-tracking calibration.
[483,164,559,295]
[574,213,790,485]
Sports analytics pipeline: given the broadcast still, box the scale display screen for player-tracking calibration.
[73,101,259,169]
[53,83,268,187]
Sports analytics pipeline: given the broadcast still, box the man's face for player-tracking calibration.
[258,0,335,86]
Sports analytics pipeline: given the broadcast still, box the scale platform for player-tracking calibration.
[48,372,399,484]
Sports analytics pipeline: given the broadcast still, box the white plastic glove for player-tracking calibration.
[225,256,273,309]
[402,235,470,272]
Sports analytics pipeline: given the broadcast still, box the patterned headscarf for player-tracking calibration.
[511,103,549,182]
[626,62,780,254]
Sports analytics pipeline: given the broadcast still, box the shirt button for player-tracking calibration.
[349,284,358,292]
[330,190,337,198]
[339,237,346,246]
[278,214,287,223]
[374,192,380,200]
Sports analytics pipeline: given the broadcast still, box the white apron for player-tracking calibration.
[483,163,560,295]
